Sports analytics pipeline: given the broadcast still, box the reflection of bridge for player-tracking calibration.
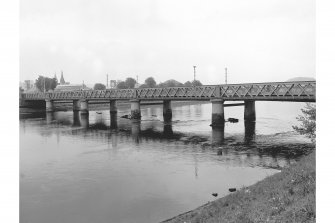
[21,81,316,126]
[40,112,308,170]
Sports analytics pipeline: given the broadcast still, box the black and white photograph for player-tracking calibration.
[11,0,320,222]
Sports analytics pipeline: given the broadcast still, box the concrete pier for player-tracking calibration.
[73,111,81,127]
[163,100,172,122]
[110,112,117,129]
[244,100,256,121]
[130,99,141,120]
[45,99,54,112]
[73,100,81,111]
[80,113,89,128]
[110,100,117,114]
[211,99,225,127]
[80,99,89,114]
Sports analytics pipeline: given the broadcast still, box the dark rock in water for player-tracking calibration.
[228,118,239,123]
[229,188,236,192]
[120,114,130,119]
[212,193,218,197]
[217,149,223,155]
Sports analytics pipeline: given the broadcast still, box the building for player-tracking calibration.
[109,80,117,89]
[54,84,90,92]
[59,71,70,85]
[20,80,35,91]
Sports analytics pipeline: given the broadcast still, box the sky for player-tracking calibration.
[20,0,315,86]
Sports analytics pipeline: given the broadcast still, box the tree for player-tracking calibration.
[35,75,58,92]
[117,81,127,89]
[144,77,157,88]
[93,83,106,90]
[184,81,193,87]
[192,80,203,86]
[162,79,183,87]
[139,84,148,88]
[293,103,316,142]
[125,77,136,89]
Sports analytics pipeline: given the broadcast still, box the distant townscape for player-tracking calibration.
[19,71,203,93]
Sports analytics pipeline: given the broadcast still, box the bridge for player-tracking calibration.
[20,81,316,126]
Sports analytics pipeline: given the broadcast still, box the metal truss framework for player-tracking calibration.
[22,81,316,102]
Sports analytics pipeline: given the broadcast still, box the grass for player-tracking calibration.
[162,150,315,223]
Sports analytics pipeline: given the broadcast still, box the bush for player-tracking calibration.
[293,103,316,142]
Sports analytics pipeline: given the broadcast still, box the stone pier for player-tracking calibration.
[130,99,141,120]
[163,100,172,122]
[211,99,225,127]
[45,99,54,112]
[80,99,89,114]
[244,100,256,121]
[110,100,117,114]
[73,100,81,111]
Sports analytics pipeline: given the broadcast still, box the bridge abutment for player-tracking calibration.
[73,100,81,111]
[110,100,117,114]
[211,99,225,127]
[45,99,54,112]
[244,100,256,121]
[130,99,141,119]
[163,100,172,122]
[80,99,89,114]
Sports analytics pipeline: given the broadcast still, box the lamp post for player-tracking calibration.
[193,66,196,82]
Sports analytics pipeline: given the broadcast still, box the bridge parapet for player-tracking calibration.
[21,81,316,102]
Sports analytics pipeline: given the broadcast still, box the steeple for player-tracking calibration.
[60,70,65,85]
[54,72,58,84]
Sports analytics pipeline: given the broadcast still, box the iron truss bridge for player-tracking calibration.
[22,81,316,102]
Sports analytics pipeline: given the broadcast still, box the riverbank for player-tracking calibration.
[162,149,315,223]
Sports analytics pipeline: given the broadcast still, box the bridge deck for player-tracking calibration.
[21,81,316,102]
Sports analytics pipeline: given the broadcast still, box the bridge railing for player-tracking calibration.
[21,81,316,101]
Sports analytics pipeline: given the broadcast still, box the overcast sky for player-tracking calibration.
[20,0,315,85]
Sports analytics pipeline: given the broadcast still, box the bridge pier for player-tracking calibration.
[244,100,256,121]
[163,100,172,122]
[45,99,54,112]
[130,99,141,120]
[211,99,225,127]
[110,100,117,114]
[73,100,81,111]
[80,99,89,114]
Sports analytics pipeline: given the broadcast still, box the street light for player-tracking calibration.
[193,66,196,82]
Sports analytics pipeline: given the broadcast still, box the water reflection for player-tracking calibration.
[211,126,225,144]
[20,102,314,223]
[163,124,173,137]
[72,111,81,127]
[244,121,256,144]
[80,113,89,129]
[131,121,141,144]
[110,113,118,129]
[46,112,54,124]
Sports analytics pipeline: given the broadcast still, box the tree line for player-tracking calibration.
[21,75,203,92]
[94,77,203,90]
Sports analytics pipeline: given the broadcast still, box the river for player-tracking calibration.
[20,101,313,223]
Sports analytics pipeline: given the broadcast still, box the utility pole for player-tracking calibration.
[193,66,196,82]
[225,67,228,85]
[43,77,46,93]
[107,74,109,88]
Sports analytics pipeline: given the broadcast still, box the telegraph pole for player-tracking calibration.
[193,66,196,82]
[106,74,109,88]
[225,67,228,85]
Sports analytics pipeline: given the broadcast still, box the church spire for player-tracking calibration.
[60,70,65,85]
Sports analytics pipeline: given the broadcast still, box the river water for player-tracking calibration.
[20,101,313,223]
